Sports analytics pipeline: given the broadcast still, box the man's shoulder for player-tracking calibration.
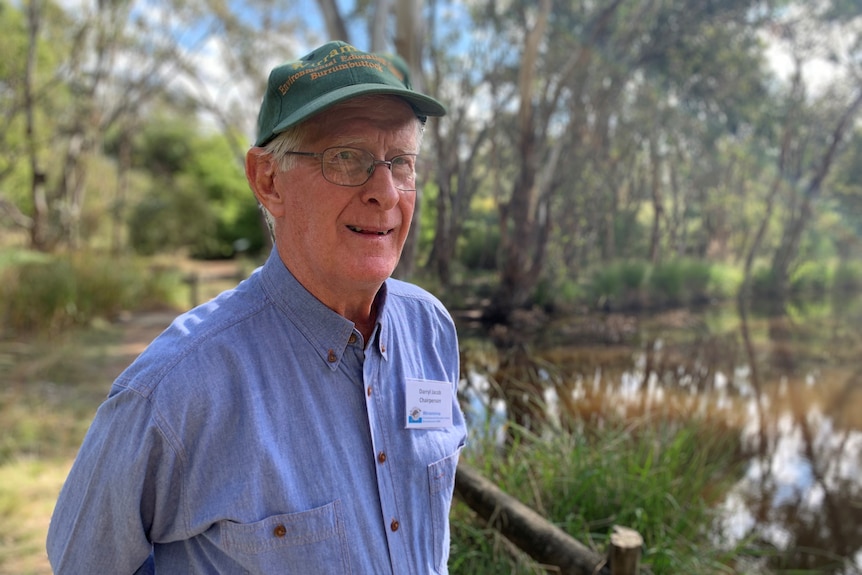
[384,278,449,311]
[383,278,455,330]
[113,279,271,396]
[385,277,438,301]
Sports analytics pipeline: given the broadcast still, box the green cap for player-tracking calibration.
[254,41,446,147]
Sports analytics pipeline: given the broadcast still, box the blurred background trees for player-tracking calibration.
[2,0,861,322]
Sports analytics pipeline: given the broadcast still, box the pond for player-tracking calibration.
[456,295,862,574]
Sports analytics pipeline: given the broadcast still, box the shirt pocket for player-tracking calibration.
[218,500,351,574]
[428,446,463,573]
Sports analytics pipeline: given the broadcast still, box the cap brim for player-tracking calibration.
[260,85,446,147]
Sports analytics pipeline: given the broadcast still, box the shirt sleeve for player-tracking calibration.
[47,383,185,574]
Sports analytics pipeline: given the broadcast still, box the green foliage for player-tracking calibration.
[648,259,713,306]
[452,416,745,574]
[584,259,740,310]
[532,277,584,311]
[588,260,649,308]
[0,0,72,209]
[459,216,500,271]
[648,261,687,305]
[126,119,264,258]
[0,250,182,335]
[789,260,832,296]
[833,260,862,293]
[751,259,858,298]
[710,262,744,299]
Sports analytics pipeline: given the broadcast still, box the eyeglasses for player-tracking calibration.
[283,147,418,191]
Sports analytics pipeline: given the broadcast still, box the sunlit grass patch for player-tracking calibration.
[0,325,129,573]
[0,458,71,575]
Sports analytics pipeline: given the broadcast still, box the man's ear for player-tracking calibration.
[245,147,284,217]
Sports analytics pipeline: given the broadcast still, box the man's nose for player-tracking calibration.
[360,165,401,207]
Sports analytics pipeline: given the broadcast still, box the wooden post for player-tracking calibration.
[608,525,643,575]
[186,273,199,309]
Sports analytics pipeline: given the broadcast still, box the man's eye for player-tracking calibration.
[392,156,415,168]
[334,149,358,161]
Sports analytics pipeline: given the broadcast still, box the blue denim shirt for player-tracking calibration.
[47,251,467,574]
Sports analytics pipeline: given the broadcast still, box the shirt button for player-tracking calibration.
[327,349,337,362]
[273,524,287,538]
[377,451,387,464]
[348,333,357,344]
[366,386,372,397]
[390,519,399,532]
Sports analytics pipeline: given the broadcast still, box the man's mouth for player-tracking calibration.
[347,225,391,236]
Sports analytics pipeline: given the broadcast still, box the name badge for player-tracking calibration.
[405,378,454,429]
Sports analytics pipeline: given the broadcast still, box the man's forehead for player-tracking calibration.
[304,96,420,141]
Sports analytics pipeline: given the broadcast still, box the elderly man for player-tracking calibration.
[47,41,467,574]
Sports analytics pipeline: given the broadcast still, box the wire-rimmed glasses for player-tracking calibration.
[283,147,418,191]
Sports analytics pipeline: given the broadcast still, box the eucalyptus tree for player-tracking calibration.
[5,0,215,251]
[17,0,192,251]
[460,0,771,321]
[829,131,862,264]
[421,0,498,288]
[759,1,862,300]
[2,0,309,253]
[0,0,71,250]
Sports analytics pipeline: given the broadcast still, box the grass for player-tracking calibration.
[450,417,747,574]
[0,459,70,575]
[0,320,141,575]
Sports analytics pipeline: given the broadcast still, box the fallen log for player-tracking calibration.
[455,462,611,575]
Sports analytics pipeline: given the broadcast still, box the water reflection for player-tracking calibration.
[458,296,862,574]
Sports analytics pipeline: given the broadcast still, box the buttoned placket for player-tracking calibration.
[362,325,413,575]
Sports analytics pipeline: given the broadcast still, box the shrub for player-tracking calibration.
[789,260,831,296]
[459,222,500,271]
[832,261,862,293]
[0,252,181,336]
[1,258,78,334]
[648,260,687,306]
[588,260,648,308]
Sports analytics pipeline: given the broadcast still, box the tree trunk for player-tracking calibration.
[369,0,391,52]
[492,0,551,318]
[25,0,49,251]
[393,0,425,279]
[769,88,862,297]
[648,132,663,263]
[316,0,349,41]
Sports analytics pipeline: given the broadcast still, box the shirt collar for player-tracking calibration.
[258,250,389,368]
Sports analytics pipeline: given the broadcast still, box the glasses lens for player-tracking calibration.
[322,148,371,186]
[320,147,418,190]
[390,155,417,191]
